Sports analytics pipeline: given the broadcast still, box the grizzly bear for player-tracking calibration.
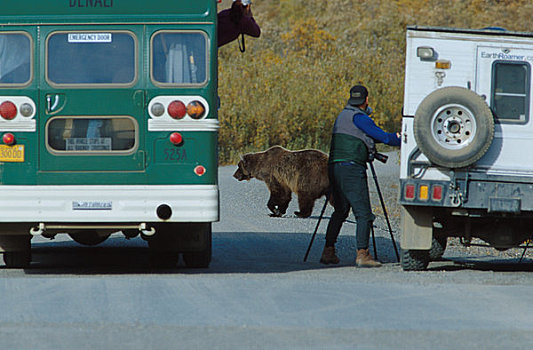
[233,145,330,218]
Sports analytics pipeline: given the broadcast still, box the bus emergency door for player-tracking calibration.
[39,26,146,176]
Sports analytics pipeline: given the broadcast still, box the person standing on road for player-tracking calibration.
[321,85,401,268]
[217,0,261,49]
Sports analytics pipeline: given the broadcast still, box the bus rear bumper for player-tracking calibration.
[0,185,219,223]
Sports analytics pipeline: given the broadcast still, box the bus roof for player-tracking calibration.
[0,0,216,23]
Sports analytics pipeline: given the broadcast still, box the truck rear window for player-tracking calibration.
[0,33,32,85]
[47,32,136,85]
[47,117,137,153]
[151,31,207,85]
[492,61,530,123]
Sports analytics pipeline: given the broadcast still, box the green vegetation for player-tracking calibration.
[217,0,532,164]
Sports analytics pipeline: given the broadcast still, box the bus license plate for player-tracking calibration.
[0,145,24,162]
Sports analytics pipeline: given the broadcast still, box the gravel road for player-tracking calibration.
[1,151,533,349]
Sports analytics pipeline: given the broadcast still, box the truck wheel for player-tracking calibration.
[183,228,212,268]
[429,235,447,261]
[401,249,429,271]
[69,230,111,246]
[3,250,31,268]
[414,86,494,168]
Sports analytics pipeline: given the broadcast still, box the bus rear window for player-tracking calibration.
[47,32,136,85]
[47,117,137,153]
[0,33,31,85]
[151,32,207,85]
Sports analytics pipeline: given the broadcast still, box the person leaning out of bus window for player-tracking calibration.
[217,0,260,48]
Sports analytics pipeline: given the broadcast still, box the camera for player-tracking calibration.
[374,152,388,164]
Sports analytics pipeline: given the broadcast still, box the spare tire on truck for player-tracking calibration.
[414,86,495,168]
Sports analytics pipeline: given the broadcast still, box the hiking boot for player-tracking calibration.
[356,249,382,268]
[320,246,340,265]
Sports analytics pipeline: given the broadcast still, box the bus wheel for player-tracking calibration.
[183,227,212,268]
[69,230,111,246]
[4,250,31,268]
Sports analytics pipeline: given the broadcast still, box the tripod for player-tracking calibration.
[303,155,400,263]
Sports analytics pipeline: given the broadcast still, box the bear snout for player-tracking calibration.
[233,167,251,181]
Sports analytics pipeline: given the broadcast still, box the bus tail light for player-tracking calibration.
[0,101,17,120]
[432,185,443,201]
[168,100,186,119]
[169,132,183,145]
[194,165,206,176]
[3,133,15,145]
[187,100,206,119]
[151,102,165,117]
[405,184,415,200]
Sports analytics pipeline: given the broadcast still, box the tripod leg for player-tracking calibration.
[369,162,400,262]
[303,195,329,262]
[371,225,378,261]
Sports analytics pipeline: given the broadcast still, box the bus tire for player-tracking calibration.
[401,249,429,271]
[4,250,31,268]
[183,229,212,268]
[414,86,494,168]
[69,230,111,246]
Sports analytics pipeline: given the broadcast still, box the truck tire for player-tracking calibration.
[414,86,494,168]
[401,249,429,271]
[429,235,447,261]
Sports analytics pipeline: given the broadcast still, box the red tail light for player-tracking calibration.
[3,133,15,145]
[432,185,443,201]
[187,100,206,119]
[169,132,183,145]
[0,101,17,120]
[405,184,415,200]
[168,101,186,119]
[194,165,206,176]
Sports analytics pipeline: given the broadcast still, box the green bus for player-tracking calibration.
[0,0,219,268]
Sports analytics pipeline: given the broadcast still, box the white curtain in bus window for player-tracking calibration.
[0,33,31,84]
[47,32,135,84]
[152,32,206,84]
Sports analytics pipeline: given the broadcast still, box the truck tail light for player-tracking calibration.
[0,101,17,120]
[405,184,415,200]
[432,185,443,201]
[419,185,429,201]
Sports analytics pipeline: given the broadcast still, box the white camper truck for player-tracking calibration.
[399,26,533,270]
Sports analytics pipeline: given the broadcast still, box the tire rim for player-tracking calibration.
[431,104,477,150]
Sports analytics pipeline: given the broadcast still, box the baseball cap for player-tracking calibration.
[348,85,368,106]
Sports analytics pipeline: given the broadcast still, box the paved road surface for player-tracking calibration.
[1,152,533,349]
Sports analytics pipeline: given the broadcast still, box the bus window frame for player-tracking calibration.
[45,115,139,156]
[150,30,210,88]
[0,31,34,88]
[45,30,139,88]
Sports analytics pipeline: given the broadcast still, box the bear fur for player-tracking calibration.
[233,145,330,218]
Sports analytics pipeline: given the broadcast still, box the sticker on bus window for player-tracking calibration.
[68,33,112,43]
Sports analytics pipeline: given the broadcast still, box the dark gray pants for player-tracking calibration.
[325,162,375,250]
